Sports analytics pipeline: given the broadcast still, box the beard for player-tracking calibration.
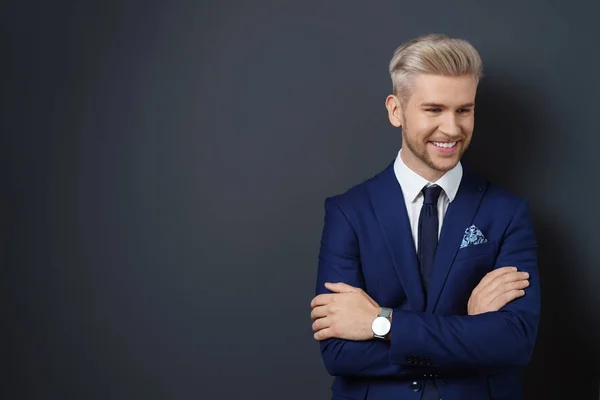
[401,124,468,173]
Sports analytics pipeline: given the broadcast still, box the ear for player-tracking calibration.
[385,95,403,128]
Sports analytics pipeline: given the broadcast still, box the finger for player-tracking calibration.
[487,272,526,291]
[507,279,529,291]
[475,267,518,292]
[314,327,335,341]
[310,294,335,308]
[312,316,332,332]
[328,283,378,307]
[482,272,529,297]
[487,279,529,301]
[325,282,361,293]
[310,306,329,321]
[489,289,526,310]
[483,266,518,283]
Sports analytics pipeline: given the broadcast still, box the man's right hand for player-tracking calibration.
[467,266,530,315]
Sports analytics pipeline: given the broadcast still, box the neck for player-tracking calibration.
[400,149,445,182]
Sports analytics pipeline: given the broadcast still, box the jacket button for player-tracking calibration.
[410,381,422,392]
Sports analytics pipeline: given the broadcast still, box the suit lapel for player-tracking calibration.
[427,168,487,313]
[367,163,426,312]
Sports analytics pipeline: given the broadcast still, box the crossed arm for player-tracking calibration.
[310,198,540,377]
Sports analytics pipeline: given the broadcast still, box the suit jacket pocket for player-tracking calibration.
[455,240,496,261]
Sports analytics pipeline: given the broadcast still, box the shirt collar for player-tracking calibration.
[393,148,463,203]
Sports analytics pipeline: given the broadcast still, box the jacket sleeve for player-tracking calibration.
[388,199,540,368]
[315,197,407,377]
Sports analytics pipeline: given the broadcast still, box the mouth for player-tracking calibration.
[431,141,457,148]
[429,140,459,154]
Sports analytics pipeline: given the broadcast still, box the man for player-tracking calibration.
[310,34,540,400]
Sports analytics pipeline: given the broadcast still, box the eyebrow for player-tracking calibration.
[419,102,475,108]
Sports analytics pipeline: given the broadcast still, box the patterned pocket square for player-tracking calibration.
[460,225,488,249]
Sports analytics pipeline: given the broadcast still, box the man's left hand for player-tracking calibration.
[310,282,380,341]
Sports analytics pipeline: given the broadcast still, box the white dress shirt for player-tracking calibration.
[393,148,463,250]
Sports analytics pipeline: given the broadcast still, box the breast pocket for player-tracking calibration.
[454,240,497,262]
[445,241,499,314]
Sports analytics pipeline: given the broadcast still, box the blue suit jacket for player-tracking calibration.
[315,162,540,400]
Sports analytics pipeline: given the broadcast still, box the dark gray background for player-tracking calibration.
[2,1,599,399]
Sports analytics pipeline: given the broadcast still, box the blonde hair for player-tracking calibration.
[389,34,483,103]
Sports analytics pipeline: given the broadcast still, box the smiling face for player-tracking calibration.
[386,73,478,182]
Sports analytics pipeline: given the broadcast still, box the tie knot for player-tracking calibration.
[422,185,443,205]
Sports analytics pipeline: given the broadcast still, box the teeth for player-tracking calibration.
[432,141,456,148]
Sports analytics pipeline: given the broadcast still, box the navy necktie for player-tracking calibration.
[418,185,443,293]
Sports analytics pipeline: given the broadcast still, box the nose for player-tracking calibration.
[440,113,461,136]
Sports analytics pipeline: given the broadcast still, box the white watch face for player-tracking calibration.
[372,316,391,336]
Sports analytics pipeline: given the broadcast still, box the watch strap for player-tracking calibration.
[378,307,392,319]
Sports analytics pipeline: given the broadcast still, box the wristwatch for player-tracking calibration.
[371,307,392,339]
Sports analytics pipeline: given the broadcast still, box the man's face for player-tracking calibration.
[388,74,478,181]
